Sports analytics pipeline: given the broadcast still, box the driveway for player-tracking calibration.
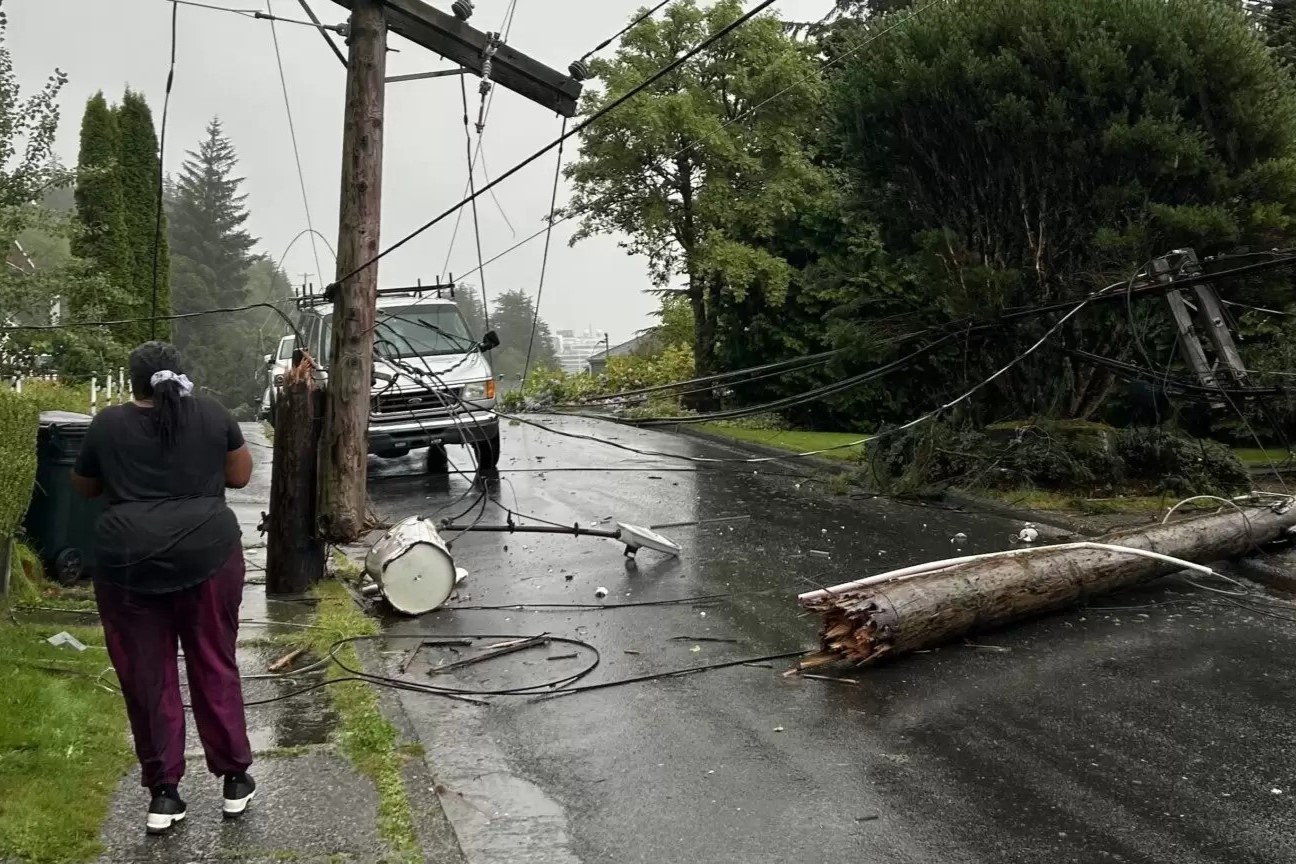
[366,416,1296,864]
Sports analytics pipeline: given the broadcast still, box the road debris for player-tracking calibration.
[46,631,86,651]
[800,673,859,685]
[808,550,831,559]
[669,636,740,643]
[268,646,308,672]
[429,636,549,676]
[797,503,1296,667]
[547,653,579,661]
[594,586,609,599]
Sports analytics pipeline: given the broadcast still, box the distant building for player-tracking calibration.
[553,328,608,375]
[587,332,659,375]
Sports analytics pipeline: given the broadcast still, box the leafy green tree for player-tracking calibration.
[825,0,1296,421]
[487,289,557,385]
[71,92,131,314]
[0,3,126,379]
[116,89,169,342]
[564,0,828,391]
[0,2,66,217]
[167,119,259,409]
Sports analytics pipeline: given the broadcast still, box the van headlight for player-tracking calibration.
[273,374,285,387]
[462,379,495,401]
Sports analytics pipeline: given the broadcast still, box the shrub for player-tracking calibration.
[867,419,1247,498]
[1115,428,1250,496]
[0,388,40,539]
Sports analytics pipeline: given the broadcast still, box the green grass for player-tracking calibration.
[0,618,131,864]
[305,580,419,862]
[1234,447,1294,468]
[698,425,868,461]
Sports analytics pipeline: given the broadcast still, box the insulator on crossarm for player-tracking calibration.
[568,59,592,82]
[452,0,474,21]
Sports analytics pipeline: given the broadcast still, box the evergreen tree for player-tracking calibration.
[488,289,558,383]
[72,91,131,318]
[167,118,259,409]
[115,89,170,342]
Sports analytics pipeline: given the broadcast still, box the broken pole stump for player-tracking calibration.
[798,501,1296,667]
[266,356,326,595]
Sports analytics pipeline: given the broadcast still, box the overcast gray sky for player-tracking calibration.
[12,0,826,344]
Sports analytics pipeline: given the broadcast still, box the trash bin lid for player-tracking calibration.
[39,411,93,428]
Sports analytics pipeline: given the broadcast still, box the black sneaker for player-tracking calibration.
[146,786,187,835]
[222,772,256,818]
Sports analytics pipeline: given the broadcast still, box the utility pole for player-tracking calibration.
[314,0,583,543]
[318,0,387,543]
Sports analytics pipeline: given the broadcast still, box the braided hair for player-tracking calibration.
[128,341,188,448]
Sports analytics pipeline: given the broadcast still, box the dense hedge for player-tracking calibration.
[0,383,94,543]
[0,389,41,539]
[869,420,1250,497]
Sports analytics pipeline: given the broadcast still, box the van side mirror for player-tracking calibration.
[263,353,273,365]
[480,330,500,351]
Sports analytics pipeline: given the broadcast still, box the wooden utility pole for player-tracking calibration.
[798,501,1296,667]
[318,0,386,543]
[315,0,581,542]
[267,354,326,594]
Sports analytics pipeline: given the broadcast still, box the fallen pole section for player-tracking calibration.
[797,500,1296,667]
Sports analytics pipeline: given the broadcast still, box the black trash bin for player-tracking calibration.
[24,411,105,585]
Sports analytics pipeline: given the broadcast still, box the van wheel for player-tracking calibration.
[425,445,449,475]
[473,432,501,473]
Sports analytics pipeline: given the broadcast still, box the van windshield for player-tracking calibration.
[372,305,474,359]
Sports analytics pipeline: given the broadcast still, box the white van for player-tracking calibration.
[266,287,501,473]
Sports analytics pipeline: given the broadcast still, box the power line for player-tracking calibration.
[459,72,493,330]
[267,0,324,288]
[442,0,521,280]
[521,117,568,387]
[578,0,673,62]
[331,0,785,293]
[386,0,954,320]
[294,0,347,66]
[150,0,179,339]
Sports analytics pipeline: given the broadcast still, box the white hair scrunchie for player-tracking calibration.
[150,370,195,397]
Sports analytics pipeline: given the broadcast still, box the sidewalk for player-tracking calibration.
[91,426,464,864]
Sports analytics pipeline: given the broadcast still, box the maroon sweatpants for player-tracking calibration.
[95,550,253,790]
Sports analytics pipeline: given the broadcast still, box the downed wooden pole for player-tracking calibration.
[266,351,326,595]
[797,499,1296,668]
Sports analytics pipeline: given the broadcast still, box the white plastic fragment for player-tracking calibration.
[594,586,609,599]
[951,532,968,547]
[47,631,86,651]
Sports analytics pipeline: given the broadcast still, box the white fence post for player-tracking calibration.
[90,375,98,416]
[118,367,126,403]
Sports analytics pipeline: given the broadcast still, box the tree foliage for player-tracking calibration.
[564,0,828,384]
[0,1,66,218]
[167,119,261,410]
[724,0,1296,431]
[487,289,558,385]
[71,91,131,316]
[0,4,126,380]
[116,89,169,342]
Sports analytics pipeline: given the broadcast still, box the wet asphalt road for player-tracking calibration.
[365,416,1296,864]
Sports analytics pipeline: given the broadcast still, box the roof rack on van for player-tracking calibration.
[295,276,457,309]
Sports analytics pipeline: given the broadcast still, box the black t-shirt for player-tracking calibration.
[73,397,245,594]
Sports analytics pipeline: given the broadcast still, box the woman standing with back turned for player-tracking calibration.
[72,341,257,835]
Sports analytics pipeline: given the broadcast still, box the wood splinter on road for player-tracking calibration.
[796,500,1296,668]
